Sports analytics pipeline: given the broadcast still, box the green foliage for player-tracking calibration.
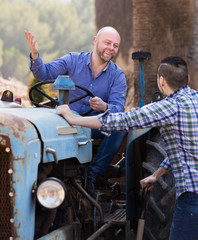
[28,75,58,105]
[1,47,28,82]
[0,0,95,84]
[28,75,45,103]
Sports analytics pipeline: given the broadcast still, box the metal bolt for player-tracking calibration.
[10,218,14,223]
[9,192,14,197]
[8,169,13,174]
[5,147,10,152]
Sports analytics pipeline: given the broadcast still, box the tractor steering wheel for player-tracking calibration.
[29,80,95,116]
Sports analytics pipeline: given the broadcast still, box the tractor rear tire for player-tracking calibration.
[142,128,176,240]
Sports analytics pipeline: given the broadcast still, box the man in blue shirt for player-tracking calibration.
[25,27,127,199]
[57,56,198,240]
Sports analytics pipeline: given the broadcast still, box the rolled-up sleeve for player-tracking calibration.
[160,157,171,171]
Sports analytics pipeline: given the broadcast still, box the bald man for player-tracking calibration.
[25,27,127,199]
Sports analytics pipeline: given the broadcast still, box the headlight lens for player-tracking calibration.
[36,178,66,209]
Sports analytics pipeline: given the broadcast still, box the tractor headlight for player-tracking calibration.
[36,178,66,209]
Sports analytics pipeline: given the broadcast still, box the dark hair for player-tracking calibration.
[158,56,188,89]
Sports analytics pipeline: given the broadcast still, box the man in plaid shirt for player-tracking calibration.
[57,56,198,239]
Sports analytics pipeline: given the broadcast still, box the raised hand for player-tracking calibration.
[24,30,39,59]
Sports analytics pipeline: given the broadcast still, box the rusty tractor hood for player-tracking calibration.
[0,107,92,164]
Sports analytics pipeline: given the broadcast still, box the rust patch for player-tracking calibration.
[0,112,28,139]
[0,135,11,148]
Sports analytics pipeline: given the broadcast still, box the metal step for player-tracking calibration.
[86,209,129,240]
[104,209,126,224]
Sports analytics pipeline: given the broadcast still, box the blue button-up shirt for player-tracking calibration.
[98,85,198,199]
[30,52,127,116]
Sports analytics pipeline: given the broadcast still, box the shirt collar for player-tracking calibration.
[103,63,110,71]
[87,52,110,72]
[167,85,189,98]
[87,52,92,66]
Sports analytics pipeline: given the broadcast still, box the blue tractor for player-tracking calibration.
[0,57,175,240]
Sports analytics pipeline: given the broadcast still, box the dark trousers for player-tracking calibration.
[87,129,127,180]
[169,192,198,240]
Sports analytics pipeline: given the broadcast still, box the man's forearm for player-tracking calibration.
[57,104,102,129]
[153,166,169,180]
[140,166,168,189]
[70,115,102,129]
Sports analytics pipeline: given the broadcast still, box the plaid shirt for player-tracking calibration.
[98,85,198,199]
